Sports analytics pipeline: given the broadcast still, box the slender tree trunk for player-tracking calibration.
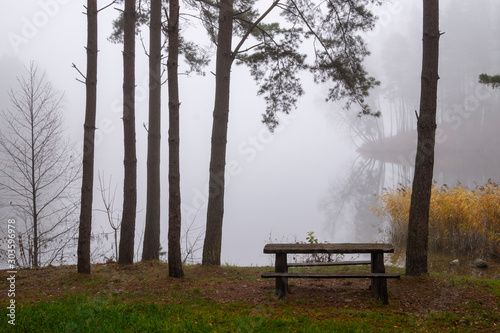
[167,0,184,277]
[142,0,162,261]
[33,212,38,267]
[406,0,440,276]
[78,0,98,274]
[118,0,137,265]
[202,0,234,266]
[30,96,38,267]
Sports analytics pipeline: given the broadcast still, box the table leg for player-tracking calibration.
[371,252,388,304]
[275,253,288,299]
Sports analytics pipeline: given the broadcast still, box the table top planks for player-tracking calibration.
[263,243,394,254]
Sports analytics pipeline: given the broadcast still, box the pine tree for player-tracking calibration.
[118,0,137,265]
[406,0,441,276]
[77,0,98,274]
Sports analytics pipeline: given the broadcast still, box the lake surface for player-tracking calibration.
[388,252,500,279]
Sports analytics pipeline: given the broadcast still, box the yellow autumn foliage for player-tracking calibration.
[374,180,500,258]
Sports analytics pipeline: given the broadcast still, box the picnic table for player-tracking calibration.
[261,243,400,304]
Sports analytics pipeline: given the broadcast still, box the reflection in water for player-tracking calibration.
[321,156,388,244]
[321,151,500,277]
[321,151,416,244]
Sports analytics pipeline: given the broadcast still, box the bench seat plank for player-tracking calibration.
[261,272,401,279]
[264,243,394,254]
[287,260,371,267]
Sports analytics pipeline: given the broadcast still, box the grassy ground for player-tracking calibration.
[1,263,499,332]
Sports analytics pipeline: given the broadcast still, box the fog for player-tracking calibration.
[1,0,499,267]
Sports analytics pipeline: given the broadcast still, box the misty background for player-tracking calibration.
[1,0,499,267]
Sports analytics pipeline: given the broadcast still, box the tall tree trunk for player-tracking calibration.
[167,0,184,277]
[33,213,38,267]
[78,0,98,274]
[31,102,38,267]
[142,0,162,261]
[202,0,234,266]
[118,0,137,265]
[406,0,440,276]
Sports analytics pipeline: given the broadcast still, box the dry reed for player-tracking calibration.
[374,180,500,259]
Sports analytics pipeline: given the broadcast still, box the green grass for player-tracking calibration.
[433,271,500,298]
[6,297,493,333]
[2,297,415,333]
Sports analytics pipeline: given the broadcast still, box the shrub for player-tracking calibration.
[374,180,500,259]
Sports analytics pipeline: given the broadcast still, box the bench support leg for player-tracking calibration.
[371,252,388,304]
[275,253,288,300]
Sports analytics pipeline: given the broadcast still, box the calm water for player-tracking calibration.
[388,251,500,279]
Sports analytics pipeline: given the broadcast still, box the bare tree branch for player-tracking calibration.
[98,0,118,13]
[0,62,80,268]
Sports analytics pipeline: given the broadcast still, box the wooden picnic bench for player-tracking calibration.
[261,243,400,304]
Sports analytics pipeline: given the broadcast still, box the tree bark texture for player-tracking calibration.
[78,0,98,274]
[406,0,440,276]
[167,0,184,277]
[31,131,38,267]
[28,65,40,267]
[202,0,234,266]
[118,0,137,265]
[142,0,162,261]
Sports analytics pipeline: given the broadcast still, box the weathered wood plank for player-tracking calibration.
[263,243,394,254]
[275,253,288,298]
[371,252,388,304]
[287,260,371,267]
[261,272,401,279]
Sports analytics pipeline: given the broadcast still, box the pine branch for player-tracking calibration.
[232,0,281,58]
[479,73,500,89]
[98,0,118,13]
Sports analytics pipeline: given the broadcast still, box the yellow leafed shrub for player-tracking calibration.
[374,180,500,259]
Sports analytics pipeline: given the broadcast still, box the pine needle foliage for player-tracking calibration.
[374,180,500,259]
[479,73,500,89]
